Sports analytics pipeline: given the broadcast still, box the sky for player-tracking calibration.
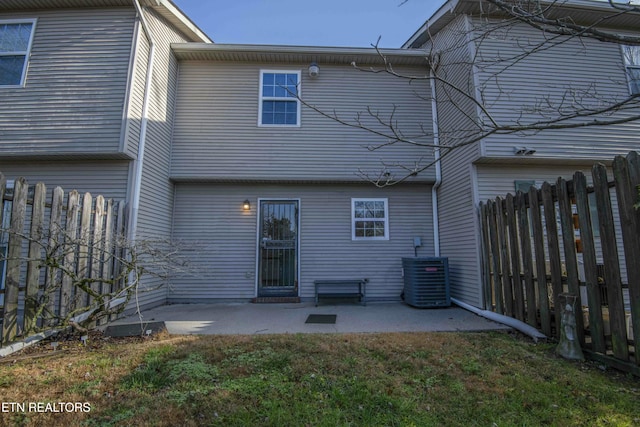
[172,0,440,48]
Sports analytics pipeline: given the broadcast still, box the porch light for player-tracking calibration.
[308,62,319,78]
[243,199,251,211]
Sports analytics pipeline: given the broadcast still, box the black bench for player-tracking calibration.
[314,279,368,306]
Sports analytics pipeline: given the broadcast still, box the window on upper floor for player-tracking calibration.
[259,70,301,126]
[352,198,389,240]
[622,45,640,95]
[0,20,36,87]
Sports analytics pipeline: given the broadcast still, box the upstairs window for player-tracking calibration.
[622,45,640,95]
[259,70,301,126]
[0,20,36,87]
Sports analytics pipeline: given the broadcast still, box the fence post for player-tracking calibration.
[516,191,537,327]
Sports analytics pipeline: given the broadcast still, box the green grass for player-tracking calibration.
[2,331,639,426]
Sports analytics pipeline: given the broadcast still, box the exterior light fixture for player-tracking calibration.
[308,62,319,78]
[514,146,537,155]
[243,199,251,211]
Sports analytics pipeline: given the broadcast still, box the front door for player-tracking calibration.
[258,200,299,297]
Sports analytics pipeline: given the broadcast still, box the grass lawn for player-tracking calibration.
[0,330,638,426]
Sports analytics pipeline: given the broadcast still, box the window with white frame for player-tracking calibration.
[0,20,36,87]
[622,45,640,95]
[259,70,301,126]
[351,198,389,240]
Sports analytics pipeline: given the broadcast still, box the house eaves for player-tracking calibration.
[403,0,640,48]
[0,0,212,43]
[171,43,430,66]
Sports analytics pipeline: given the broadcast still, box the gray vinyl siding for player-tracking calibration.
[0,160,129,200]
[170,183,434,302]
[419,15,484,307]
[472,19,640,160]
[126,7,192,310]
[171,62,434,183]
[0,8,136,157]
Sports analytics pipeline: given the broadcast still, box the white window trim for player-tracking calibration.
[258,69,301,127]
[621,45,640,95]
[0,18,37,88]
[351,198,389,241]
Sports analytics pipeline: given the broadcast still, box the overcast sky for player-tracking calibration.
[172,0,439,48]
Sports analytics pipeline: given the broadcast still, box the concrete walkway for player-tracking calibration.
[112,302,511,335]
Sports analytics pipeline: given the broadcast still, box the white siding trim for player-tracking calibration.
[0,18,37,88]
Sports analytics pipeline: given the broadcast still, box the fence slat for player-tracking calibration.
[557,177,585,345]
[45,187,64,326]
[497,197,514,317]
[529,186,551,336]
[506,194,524,321]
[2,178,28,344]
[574,171,605,354]
[76,192,93,310]
[613,153,640,364]
[99,199,114,325]
[487,201,503,314]
[593,163,629,361]
[24,182,46,335]
[90,195,105,311]
[541,182,563,337]
[60,190,80,319]
[516,191,538,327]
[480,203,493,310]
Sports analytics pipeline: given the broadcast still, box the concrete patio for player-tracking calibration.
[109,302,512,335]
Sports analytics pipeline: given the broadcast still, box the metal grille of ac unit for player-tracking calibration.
[402,257,451,308]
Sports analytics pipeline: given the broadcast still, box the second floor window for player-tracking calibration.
[622,45,640,95]
[259,70,301,126]
[0,20,36,87]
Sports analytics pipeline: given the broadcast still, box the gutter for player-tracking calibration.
[129,0,156,242]
[430,70,442,257]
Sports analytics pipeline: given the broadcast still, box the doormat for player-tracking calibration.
[305,314,337,324]
[103,321,166,337]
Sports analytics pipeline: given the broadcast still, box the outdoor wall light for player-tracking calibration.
[308,62,319,78]
[514,146,537,155]
[243,199,251,211]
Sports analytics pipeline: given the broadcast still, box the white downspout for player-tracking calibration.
[129,0,156,242]
[430,70,442,257]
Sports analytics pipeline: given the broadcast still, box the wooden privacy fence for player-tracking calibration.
[479,151,640,374]
[0,174,126,345]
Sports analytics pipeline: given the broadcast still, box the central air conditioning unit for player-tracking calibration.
[401,257,451,308]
